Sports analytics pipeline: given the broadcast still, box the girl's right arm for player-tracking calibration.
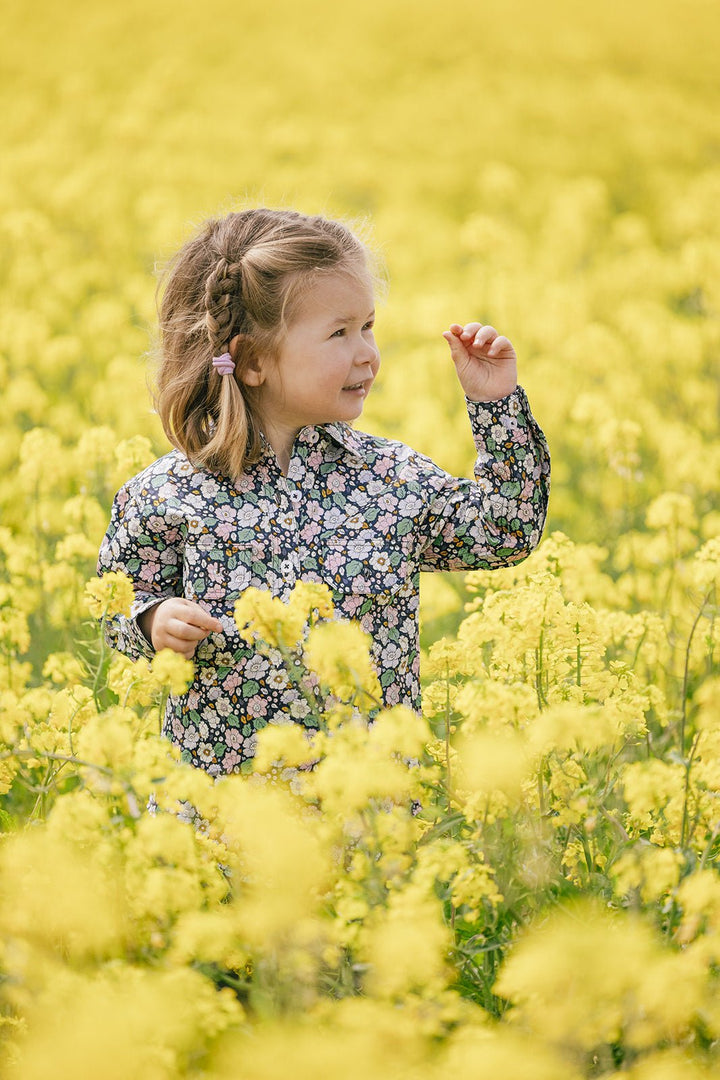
[98,478,222,661]
[97,481,184,661]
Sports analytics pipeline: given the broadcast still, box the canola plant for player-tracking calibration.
[1,0,719,1076]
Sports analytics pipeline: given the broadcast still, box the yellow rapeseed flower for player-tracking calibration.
[234,586,305,649]
[150,649,194,696]
[84,571,135,619]
[304,621,381,707]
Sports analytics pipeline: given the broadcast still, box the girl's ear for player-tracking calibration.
[230,333,265,387]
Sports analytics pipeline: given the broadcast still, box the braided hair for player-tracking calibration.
[153,208,376,481]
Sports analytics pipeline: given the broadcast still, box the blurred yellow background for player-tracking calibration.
[3,0,718,552]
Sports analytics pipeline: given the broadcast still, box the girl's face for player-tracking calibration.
[246,271,380,435]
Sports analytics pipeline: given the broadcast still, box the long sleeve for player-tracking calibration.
[414,385,550,572]
[97,478,185,661]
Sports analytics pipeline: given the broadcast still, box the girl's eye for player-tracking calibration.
[331,321,374,338]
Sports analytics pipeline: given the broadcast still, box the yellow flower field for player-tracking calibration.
[1,0,719,1076]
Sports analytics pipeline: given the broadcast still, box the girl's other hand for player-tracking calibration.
[442,322,518,402]
[138,598,223,659]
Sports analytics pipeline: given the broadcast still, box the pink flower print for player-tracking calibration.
[324,551,345,575]
[204,564,226,600]
[376,512,397,534]
[226,728,244,750]
[222,749,242,772]
[385,684,400,706]
[341,595,365,617]
[247,695,269,718]
[326,471,348,493]
[377,493,396,512]
[138,545,161,560]
[307,450,324,469]
[139,562,161,582]
[217,521,236,541]
[300,521,321,543]
[222,671,243,692]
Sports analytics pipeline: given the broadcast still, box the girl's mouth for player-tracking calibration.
[342,381,368,393]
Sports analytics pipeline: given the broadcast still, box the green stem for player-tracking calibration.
[679,591,710,760]
[445,659,452,810]
[680,731,701,850]
[92,612,108,709]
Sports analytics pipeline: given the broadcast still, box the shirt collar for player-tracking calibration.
[257,422,365,465]
[319,422,365,462]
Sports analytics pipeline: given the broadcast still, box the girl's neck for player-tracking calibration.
[261,419,299,476]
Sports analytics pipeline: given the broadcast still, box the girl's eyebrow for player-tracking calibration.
[330,309,375,325]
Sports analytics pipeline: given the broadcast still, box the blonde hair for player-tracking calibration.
[154,208,377,480]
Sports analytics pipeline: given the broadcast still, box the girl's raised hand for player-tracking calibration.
[443,322,518,402]
[139,598,223,659]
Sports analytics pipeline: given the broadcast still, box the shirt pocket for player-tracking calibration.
[185,533,279,607]
[320,531,412,606]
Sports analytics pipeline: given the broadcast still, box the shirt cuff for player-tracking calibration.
[127,596,166,660]
[465,385,531,417]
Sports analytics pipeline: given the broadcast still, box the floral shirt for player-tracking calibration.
[98,387,550,776]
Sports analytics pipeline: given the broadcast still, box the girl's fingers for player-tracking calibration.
[473,325,497,348]
[168,618,213,642]
[170,641,197,659]
[487,334,511,355]
[153,630,197,658]
[443,331,467,363]
[174,599,223,632]
[148,596,225,656]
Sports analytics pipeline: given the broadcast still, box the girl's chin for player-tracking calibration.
[335,393,368,418]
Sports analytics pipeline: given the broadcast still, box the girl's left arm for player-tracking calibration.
[415,385,551,573]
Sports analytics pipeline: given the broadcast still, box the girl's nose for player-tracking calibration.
[359,335,380,368]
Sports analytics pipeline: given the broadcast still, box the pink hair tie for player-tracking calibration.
[212,352,235,376]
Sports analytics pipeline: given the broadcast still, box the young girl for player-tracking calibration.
[98,207,551,776]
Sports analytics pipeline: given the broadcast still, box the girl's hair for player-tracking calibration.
[154,207,377,480]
